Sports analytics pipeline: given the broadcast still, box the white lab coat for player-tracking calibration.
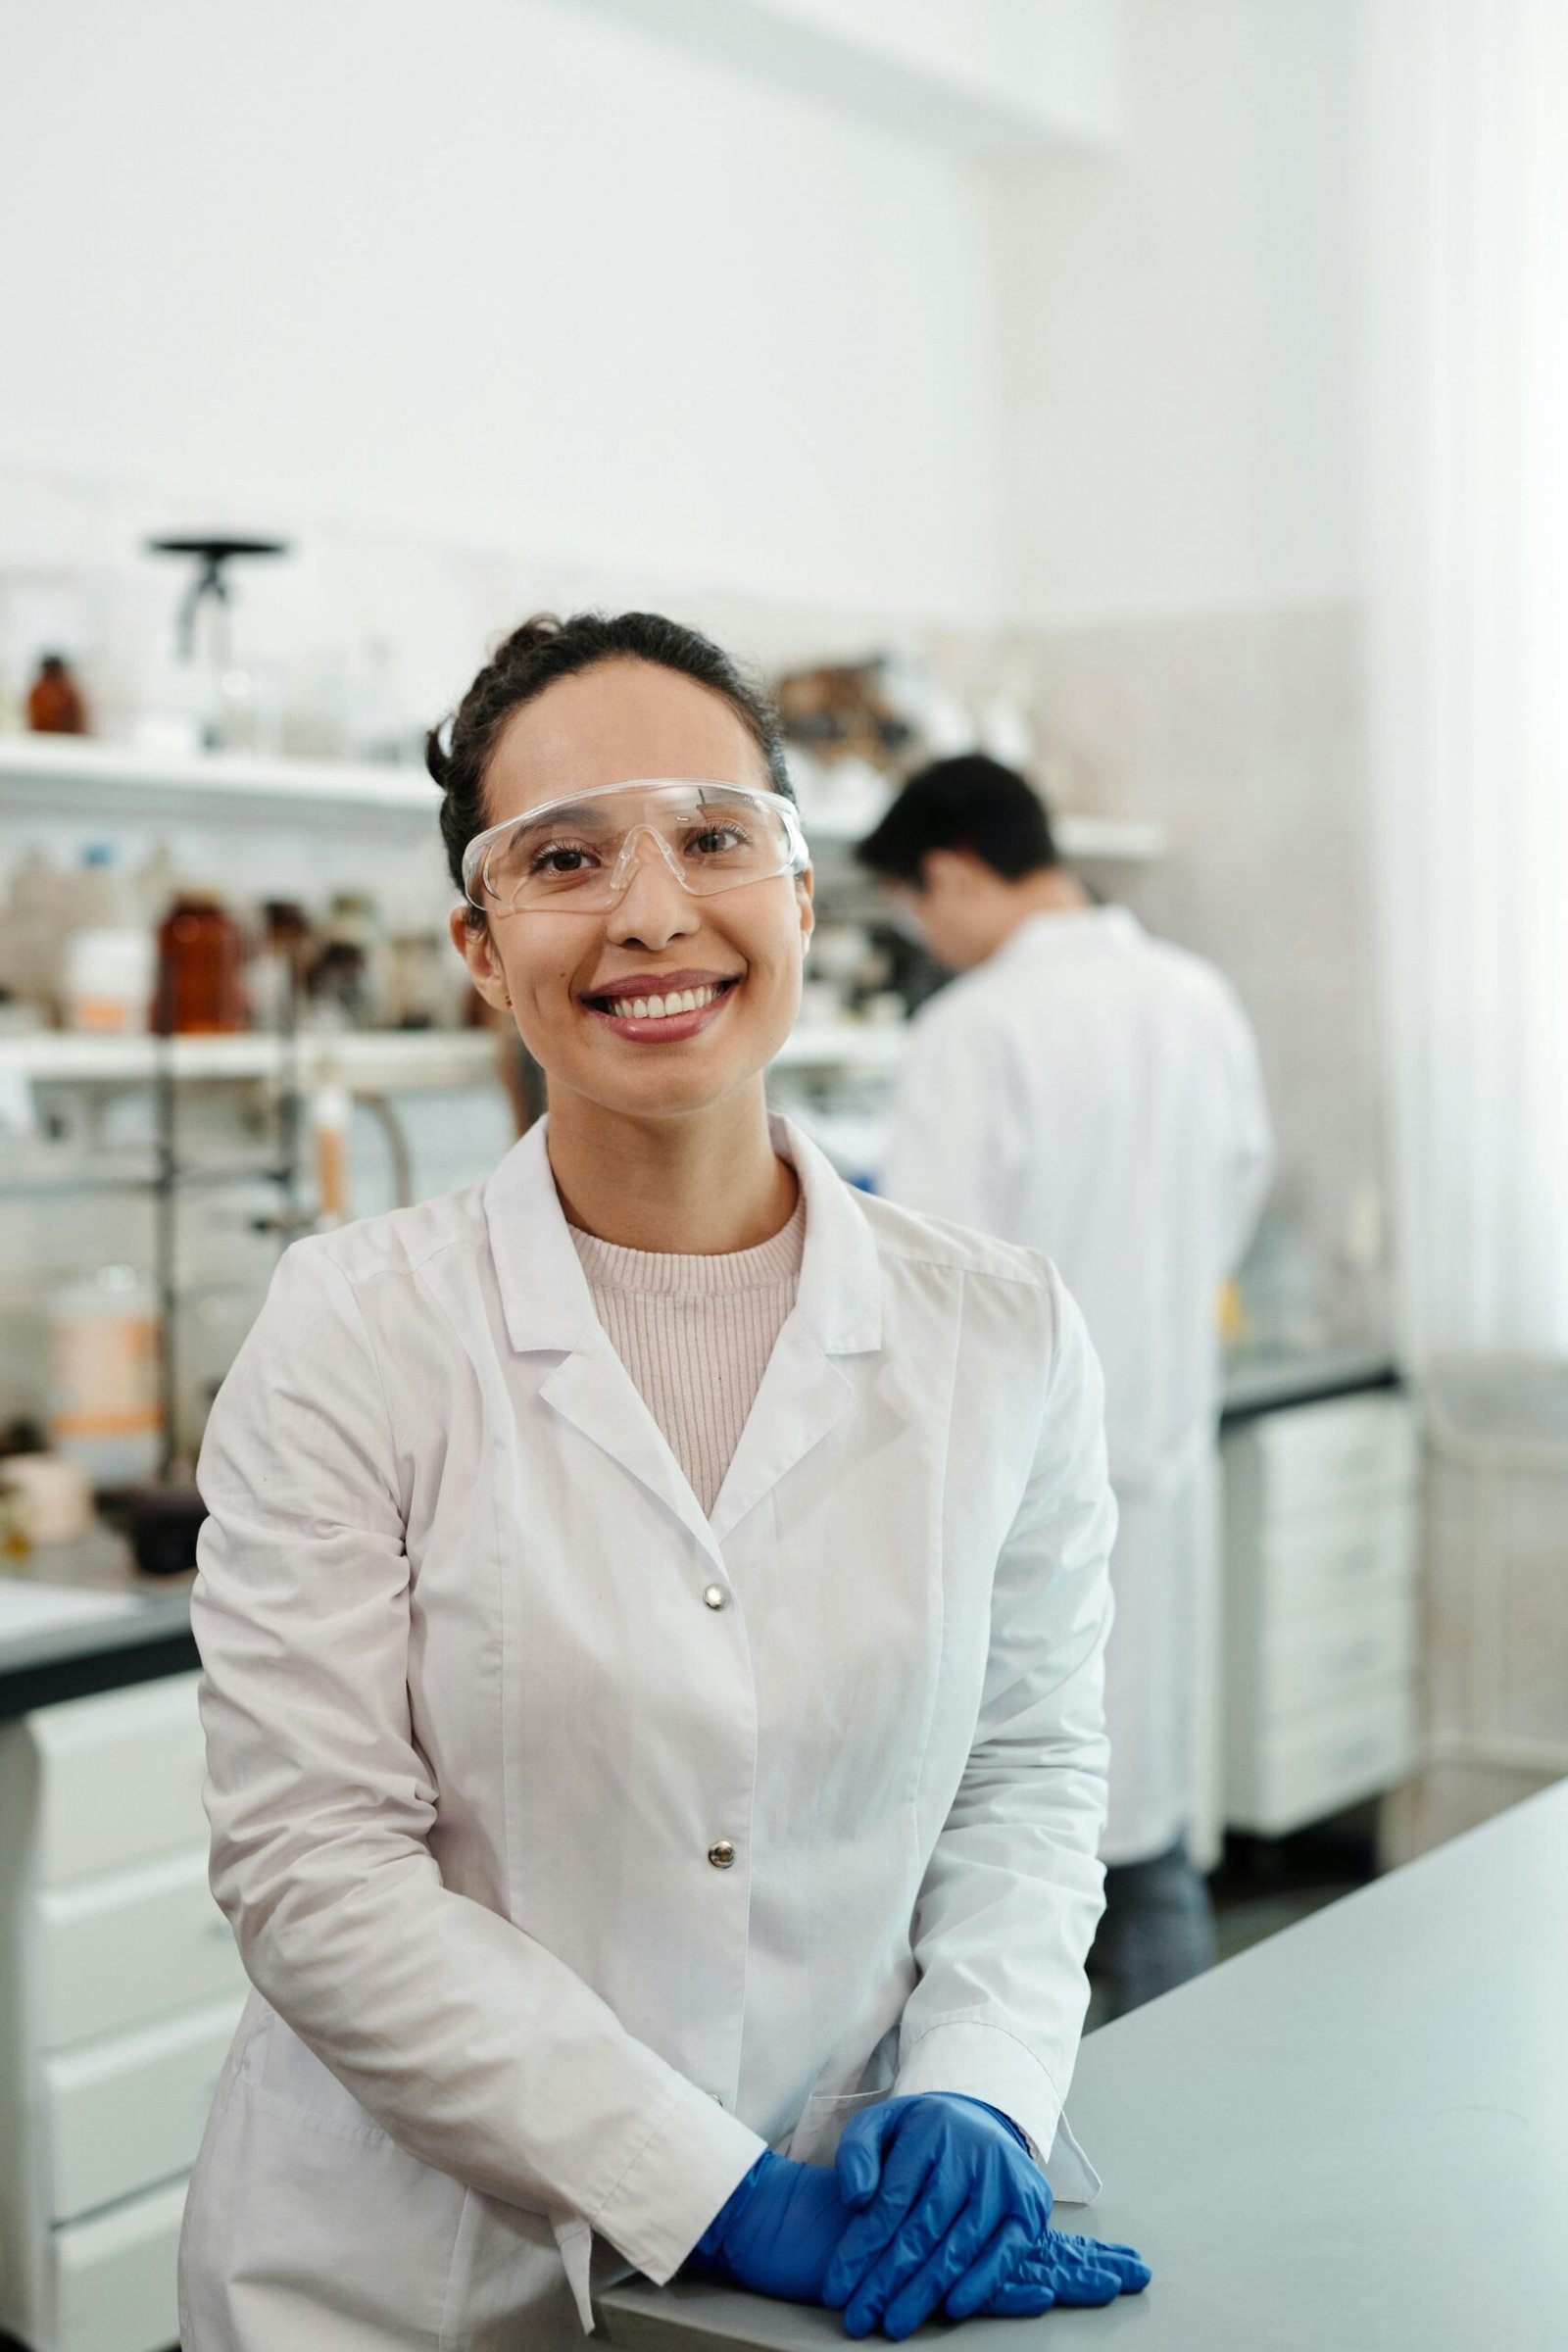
[178,1113,1116,2351]
[882,910,1273,1865]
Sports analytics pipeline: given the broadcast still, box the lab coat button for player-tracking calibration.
[703,1584,728,1610]
[708,1840,736,1869]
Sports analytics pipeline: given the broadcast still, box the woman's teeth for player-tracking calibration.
[604,982,725,1021]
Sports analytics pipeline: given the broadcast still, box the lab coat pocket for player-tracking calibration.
[438,2188,588,2348]
[203,2014,469,2347]
[784,2089,886,2166]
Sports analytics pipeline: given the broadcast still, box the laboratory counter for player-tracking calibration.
[1218,1343,1397,1426]
[596,1777,1568,2351]
[0,1524,195,1718]
[0,1343,1397,1718]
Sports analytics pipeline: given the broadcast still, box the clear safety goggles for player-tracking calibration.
[462,778,810,915]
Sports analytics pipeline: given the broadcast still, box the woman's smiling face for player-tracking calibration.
[449,658,813,1122]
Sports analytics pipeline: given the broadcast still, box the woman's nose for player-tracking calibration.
[605,836,700,949]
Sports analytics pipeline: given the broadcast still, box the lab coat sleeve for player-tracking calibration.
[192,1243,763,2296]
[880,996,1016,1230]
[893,1274,1114,2171]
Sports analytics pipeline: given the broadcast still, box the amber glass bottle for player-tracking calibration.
[26,653,88,733]
[155,895,249,1033]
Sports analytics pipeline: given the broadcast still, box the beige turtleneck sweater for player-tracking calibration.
[568,1193,807,1516]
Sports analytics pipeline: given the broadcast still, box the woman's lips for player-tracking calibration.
[581,974,740,1046]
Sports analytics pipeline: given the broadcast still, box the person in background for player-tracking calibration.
[178,619,1149,2347]
[858,756,1273,2019]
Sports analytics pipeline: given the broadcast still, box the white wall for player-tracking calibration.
[996,0,1361,627]
[578,0,1124,148]
[2,0,1363,641]
[0,0,1002,624]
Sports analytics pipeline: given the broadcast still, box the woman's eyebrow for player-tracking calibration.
[508,798,612,834]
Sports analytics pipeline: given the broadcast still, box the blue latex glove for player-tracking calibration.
[952,2229,1152,2326]
[691,2151,848,2306]
[823,2093,1055,2339]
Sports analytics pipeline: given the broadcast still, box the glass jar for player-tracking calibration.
[155,893,249,1033]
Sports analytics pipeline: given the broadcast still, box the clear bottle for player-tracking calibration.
[0,848,71,1023]
[65,846,156,1034]
[47,1265,163,1488]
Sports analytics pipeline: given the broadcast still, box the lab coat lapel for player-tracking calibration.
[483,1121,723,1566]
[709,1118,884,1546]
[539,1334,723,1564]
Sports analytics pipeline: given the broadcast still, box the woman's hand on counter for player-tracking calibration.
[823,2093,1056,2337]
[950,2229,1152,2323]
[691,2121,1152,2339]
[691,2151,850,2304]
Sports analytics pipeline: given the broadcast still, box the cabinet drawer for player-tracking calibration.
[1258,1498,1417,1623]
[1258,1580,1415,1724]
[1250,1394,1417,1516]
[49,2174,186,2352]
[34,1844,245,2052]
[31,1672,206,1885]
[1227,1680,1414,1837]
[44,1992,243,2224]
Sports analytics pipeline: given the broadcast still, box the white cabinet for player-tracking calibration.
[1222,1392,1420,1836]
[0,1672,243,2352]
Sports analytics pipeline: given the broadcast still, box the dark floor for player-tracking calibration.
[1211,1803,1379,1960]
[1086,1804,1380,2032]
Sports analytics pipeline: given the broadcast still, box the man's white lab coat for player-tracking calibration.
[882,909,1273,1865]
[178,1115,1116,2349]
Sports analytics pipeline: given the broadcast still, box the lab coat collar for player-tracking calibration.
[482,1111,882,1359]
[990,904,1142,970]
[483,1110,883,1560]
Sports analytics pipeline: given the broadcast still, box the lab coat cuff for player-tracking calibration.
[590,2082,766,2287]
[896,2021,1101,2204]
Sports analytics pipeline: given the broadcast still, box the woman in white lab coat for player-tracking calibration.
[177,612,1132,2350]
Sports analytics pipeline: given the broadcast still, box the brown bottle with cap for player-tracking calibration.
[26,653,88,734]
[155,895,249,1033]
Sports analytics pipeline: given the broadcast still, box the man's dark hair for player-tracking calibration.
[855,754,1059,887]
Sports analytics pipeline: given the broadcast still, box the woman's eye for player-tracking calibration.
[692,826,746,856]
[529,843,597,875]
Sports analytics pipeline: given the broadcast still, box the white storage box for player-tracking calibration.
[1386,1358,1568,1862]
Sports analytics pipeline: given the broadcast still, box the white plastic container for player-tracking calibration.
[64,928,156,1034]
[1384,1356,1568,1865]
[46,1267,163,1488]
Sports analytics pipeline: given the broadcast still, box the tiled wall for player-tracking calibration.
[1012,601,1391,1351]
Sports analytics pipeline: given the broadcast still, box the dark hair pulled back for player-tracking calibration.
[426,611,793,918]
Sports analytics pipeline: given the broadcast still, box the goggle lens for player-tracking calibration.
[465,781,807,913]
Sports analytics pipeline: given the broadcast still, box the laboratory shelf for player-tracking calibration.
[0,739,1167,861]
[1054,812,1168,860]
[770,1023,907,1071]
[1,1023,901,1087]
[802,800,1167,860]
[0,733,435,823]
[0,1028,502,1091]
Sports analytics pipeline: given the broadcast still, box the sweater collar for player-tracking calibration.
[484,1111,880,1356]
